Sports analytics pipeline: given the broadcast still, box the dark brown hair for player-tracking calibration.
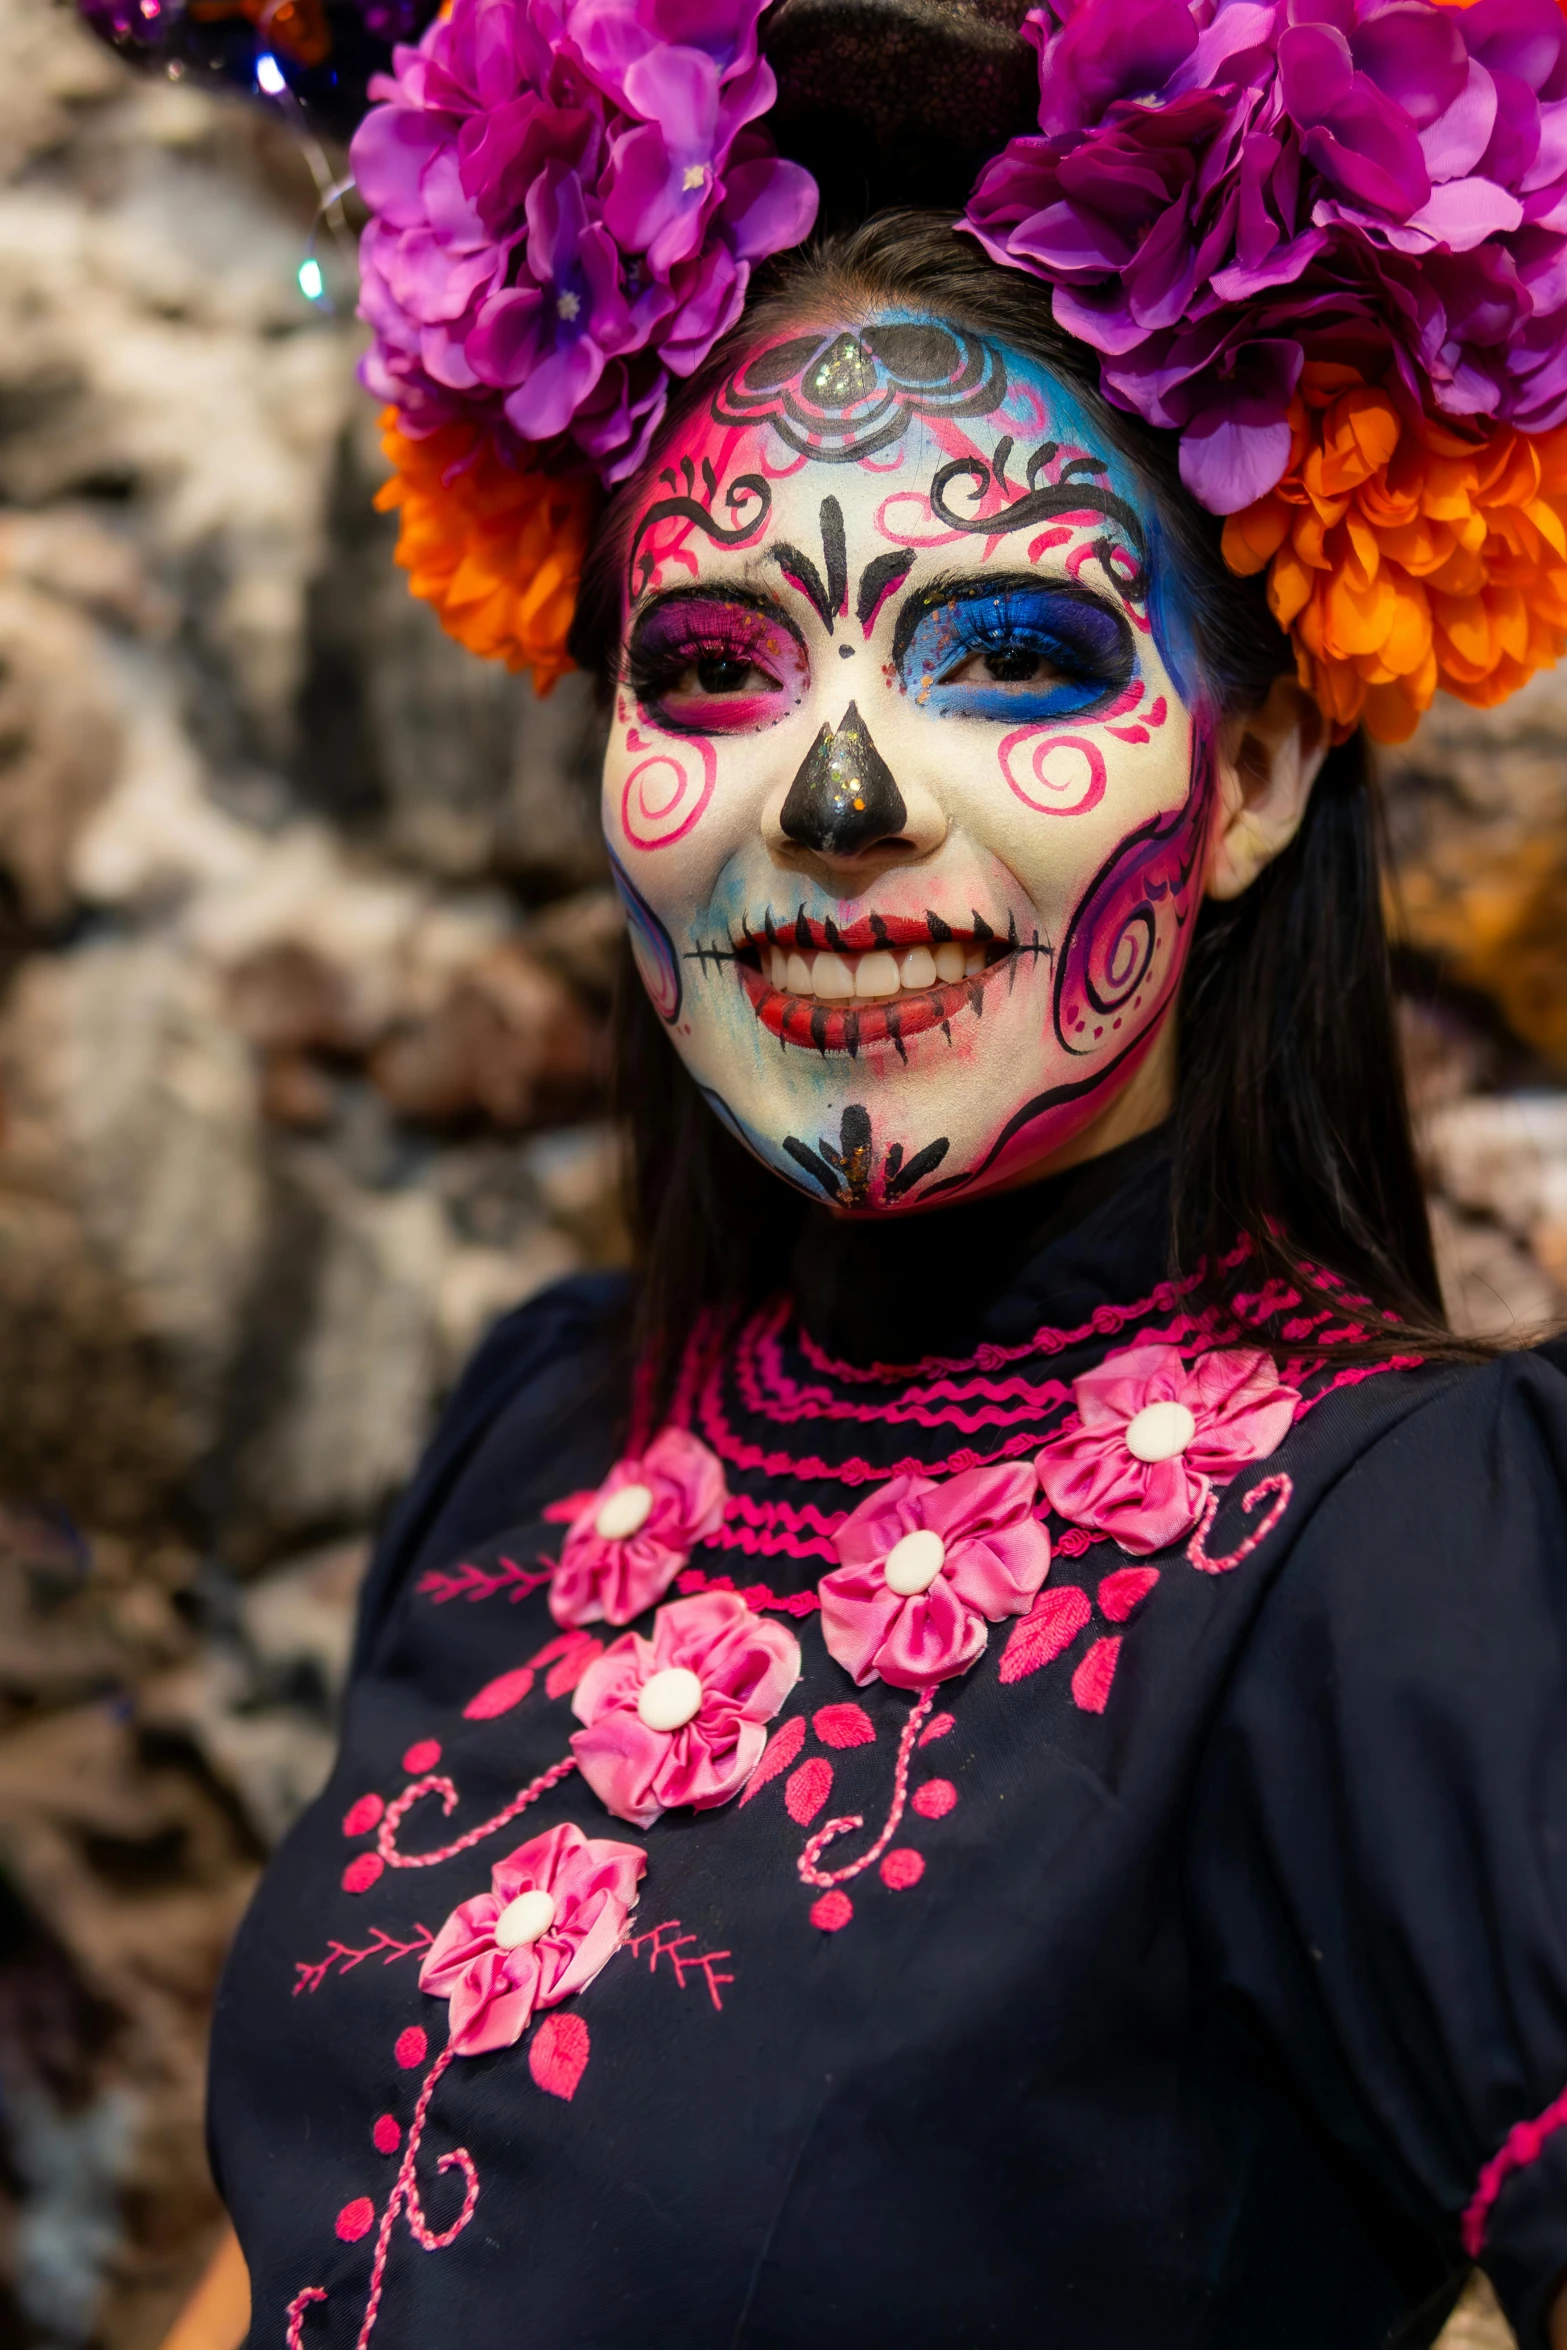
[570,211,1456,1412]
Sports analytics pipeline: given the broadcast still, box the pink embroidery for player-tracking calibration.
[394,2027,427,2069]
[286,2036,476,2350]
[737,1712,806,1805]
[343,1854,385,1895]
[676,1564,820,1616]
[798,1686,934,1890]
[1036,1343,1298,1556]
[919,1712,956,1745]
[785,1757,833,1824]
[622,1916,735,2009]
[1055,1526,1109,1558]
[528,2011,591,2101]
[403,1740,441,1774]
[998,1585,1092,1682]
[542,1490,598,1522]
[697,1353,1051,1488]
[372,2116,401,2154]
[336,2199,374,2244]
[551,1427,727,1628]
[463,1665,535,1720]
[1461,2083,1567,2256]
[418,1555,552,1607]
[811,1890,853,1931]
[419,1821,645,2057]
[880,1847,925,1890]
[294,1923,435,1996]
[377,1757,578,1871]
[1071,1635,1121,1714]
[343,1795,384,1837]
[819,1463,1051,1690]
[1097,1566,1160,1622]
[912,1778,957,1819]
[569,1589,801,1828]
[1185,1473,1293,1574]
[544,1637,602,1697]
[737,1297,1077,1434]
[814,1702,875,1749]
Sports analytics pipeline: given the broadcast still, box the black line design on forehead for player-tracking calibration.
[928,443,1150,603]
[627,469,773,599]
[773,496,847,632]
[713,320,1008,464]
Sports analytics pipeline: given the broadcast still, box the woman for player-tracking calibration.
[170,3,1567,2345]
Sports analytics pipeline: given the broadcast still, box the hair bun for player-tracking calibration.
[763,0,1037,154]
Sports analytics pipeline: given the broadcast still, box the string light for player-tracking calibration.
[255,50,285,93]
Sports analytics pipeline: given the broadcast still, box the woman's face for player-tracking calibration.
[601,312,1213,1212]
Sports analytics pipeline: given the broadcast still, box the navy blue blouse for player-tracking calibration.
[208,1147,1567,2349]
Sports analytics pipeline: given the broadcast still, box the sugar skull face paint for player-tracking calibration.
[602,315,1213,1212]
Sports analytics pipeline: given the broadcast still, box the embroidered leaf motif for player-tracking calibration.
[1071,1635,1121,1714]
[1096,1566,1160,1624]
[813,1702,875,1749]
[918,1711,956,1746]
[785,1757,834,1825]
[998,1585,1092,1682]
[528,2012,590,2102]
[738,1713,806,1805]
[545,1637,602,1698]
[463,1665,535,1721]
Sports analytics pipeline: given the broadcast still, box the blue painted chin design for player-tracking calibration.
[897,577,1135,723]
[610,848,682,1024]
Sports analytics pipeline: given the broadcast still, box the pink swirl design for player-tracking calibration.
[621,736,716,850]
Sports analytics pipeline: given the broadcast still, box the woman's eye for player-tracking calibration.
[690,654,767,695]
[945,644,1063,686]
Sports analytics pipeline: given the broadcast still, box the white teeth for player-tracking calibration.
[854,950,901,999]
[761,935,996,1000]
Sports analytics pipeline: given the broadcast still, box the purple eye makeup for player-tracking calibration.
[626,592,809,733]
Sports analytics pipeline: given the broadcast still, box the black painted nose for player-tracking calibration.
[779,703,909,858]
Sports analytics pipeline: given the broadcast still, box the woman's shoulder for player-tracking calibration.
[349,1269,630,1670]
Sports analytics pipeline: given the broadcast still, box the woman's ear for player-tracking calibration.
[1206,674,1329,902]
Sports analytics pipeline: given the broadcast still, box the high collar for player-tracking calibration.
[788,1125,1174,1370]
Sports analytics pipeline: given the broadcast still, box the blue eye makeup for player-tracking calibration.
[895,576,1135,722]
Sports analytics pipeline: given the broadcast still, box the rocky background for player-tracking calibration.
[0,6,1560,2344]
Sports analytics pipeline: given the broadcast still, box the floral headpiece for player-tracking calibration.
[354,0,1567,739]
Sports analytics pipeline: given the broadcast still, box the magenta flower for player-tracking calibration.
[418,1819,645,2056]
[551,1427,727,1628]
[1034,1343,1298,1556]
[964,0,1567,512]
[819,1463,1052,1692]
[351,0,818,482]
[569,1588,801,1826]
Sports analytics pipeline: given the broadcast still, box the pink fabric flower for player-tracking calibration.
[1035,1342,1299,1556]
[418,1819,644,2057]
[819,1462,1052,1691]
[569,1588,800,1826]
[551,1427,727,1628]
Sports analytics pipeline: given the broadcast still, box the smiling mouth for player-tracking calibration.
[727,911,1028,1057]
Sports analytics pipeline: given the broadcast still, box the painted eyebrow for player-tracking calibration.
[888,571,1133,673]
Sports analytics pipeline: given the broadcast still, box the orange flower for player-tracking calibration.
[374,412,599,696]
[1221,365,1567,743]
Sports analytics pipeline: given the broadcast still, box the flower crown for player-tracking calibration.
[355,0,1567,742]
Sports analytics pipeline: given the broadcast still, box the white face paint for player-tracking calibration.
[602,312,1213,1213]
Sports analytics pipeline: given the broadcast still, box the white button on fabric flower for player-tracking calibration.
[636,1665,704,1732]
[493,1888,556,1949]
[1123,1401,1197,1463]
[594,1482,653,1540]
[883,1528,947,1596]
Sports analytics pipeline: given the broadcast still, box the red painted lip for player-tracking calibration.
[746,910,1005,954]
[739,957,1010,1055]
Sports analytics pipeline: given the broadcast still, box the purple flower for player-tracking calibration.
[352,0,817,482]
[963,0,1567,513]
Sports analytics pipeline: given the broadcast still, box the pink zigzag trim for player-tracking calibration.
[1462,2080,1567,2256]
